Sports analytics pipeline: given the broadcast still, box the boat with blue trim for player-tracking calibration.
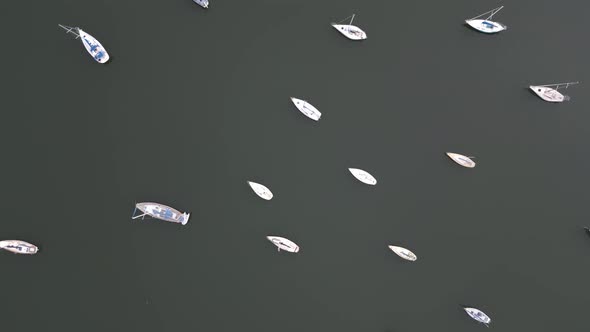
[59,24,110,63]
[465,6,507,34]
[463,306,491,327]
[0,240,39,255]
[132,202,190,225]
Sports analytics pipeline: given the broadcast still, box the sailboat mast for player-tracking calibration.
[487,6,504,20]
[58,24,80,38]
[350,14,355,25]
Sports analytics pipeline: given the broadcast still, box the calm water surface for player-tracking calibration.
[2,0,590,331]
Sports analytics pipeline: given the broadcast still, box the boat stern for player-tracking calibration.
[180,213,190,225]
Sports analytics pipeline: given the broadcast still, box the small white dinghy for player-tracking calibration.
[331,14,367,40]
[131,202,190,225]
[388,245,417,261]
[0,240,39,255]
[267,236,299,253]
[463,306,491,327]
[290,97,321,121]
[465,6,507,34]
[248,181,273,200]
[348,168,377,185]
[529,82,579,103]
[446,152,476,168]
[193,0,209,8]
[59,24,110,63]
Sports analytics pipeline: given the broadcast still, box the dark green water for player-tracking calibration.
[2,0,590,331]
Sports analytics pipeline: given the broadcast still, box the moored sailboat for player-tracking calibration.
[446,152,476,168]
[529,82,579,102]
[331,14,367,40]
[463,306,492,327]
[132,202,190,225]
[193,0,209,8]
[0,240,39,255]
[248,181,273,200]
[388,245,417,261]
[59,24,110,63]
[465,6,507,34]
[291,97,321,121]
[267,236,299,253]
[348,168,377,185]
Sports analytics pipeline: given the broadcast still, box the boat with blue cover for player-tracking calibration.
[0,240,39,255]
[132,202,190,225]
[465,6,507,34]
[59,24,110,63]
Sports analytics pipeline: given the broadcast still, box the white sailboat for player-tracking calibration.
[291,97,321,121]
[388,245,417,261]
[58,24,110,63]
[193,0,209,8]
[465,6,507,34]
[331,14,367,40]
[463,306,492,327]
[348,168,377,185]
[131,202,190,225]
[446,152,476,168]
[0,240,39,255]
[267,236,299,253]
[248,181,273,200]
[529,82,579,102]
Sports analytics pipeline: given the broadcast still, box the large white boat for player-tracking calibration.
[59,24,110,63]
[348,168,377,185]
[388,245,417,261]
[331,14,367,40]
[446,152,476,168]
[463,306,491,326]
[465,6,507,34]
[290,97,321,121]
[0,240,39,255]
[267,236,299,253]
[132,202,190,225]
[248,181,273,200]
[529,82,579,103]
[193,0,209,8]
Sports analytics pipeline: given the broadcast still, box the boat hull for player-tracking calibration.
[348,168,377,185]
[446,152,476,168]
[291,97,321,121]
[464,307,491,325]
[79,29,110,63]
[267,236,299,253]
[135,202,190,225]
[465,19,506,33]
[331,24,367,40]
[193,0,209,8]
[388,245,417,261]
[248,181,273,200]
[0,240,39,255]
[529,86,565,102]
